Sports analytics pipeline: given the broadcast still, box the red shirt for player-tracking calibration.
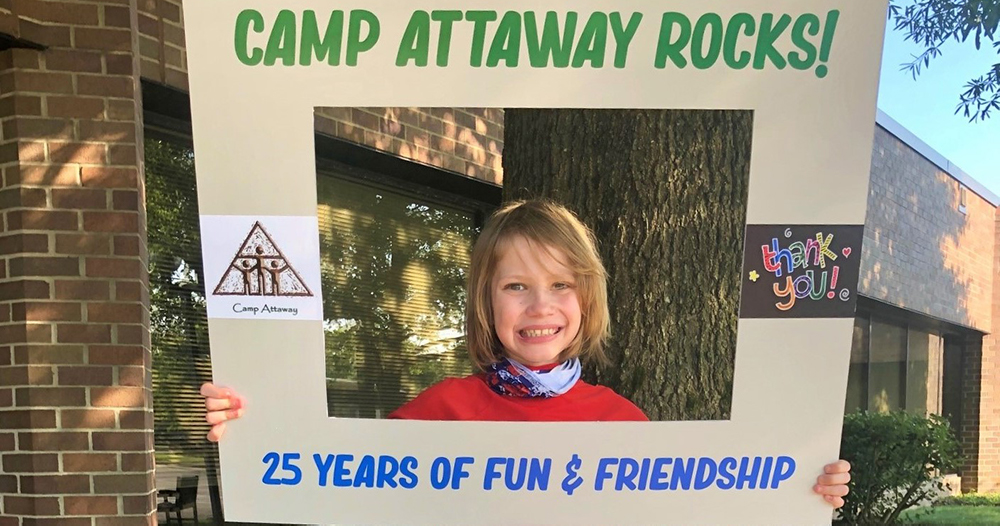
[388,374,648,422]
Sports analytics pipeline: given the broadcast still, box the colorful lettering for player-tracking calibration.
[816,233,837,268]
[788,241,806,269]
[758,229,855,312]
[804,238,819,266]
[773,276,795,311]
[761,242,780,273]
[806,270,827,300]
[763,232,841,276]
[793,274,812,299]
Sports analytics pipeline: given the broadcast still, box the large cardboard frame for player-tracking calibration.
[183,1,888,524]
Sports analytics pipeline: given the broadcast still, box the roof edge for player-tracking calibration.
[876,109,999,207]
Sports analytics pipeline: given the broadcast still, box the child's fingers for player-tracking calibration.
[207,422,227,443]
[206,408,243,425]
[205,396,240,412]
[816,472,851,486]
[201,383,244,444]
[824,460,851,474]
[200,382,231,399]
[813,483,849,497]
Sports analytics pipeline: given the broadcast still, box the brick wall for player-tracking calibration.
[863,125,999,491]
[314,107,504,184]
[861,126,995,332]
[961,233,1000,492]
[974,210,1000,491]
[0,1,154,525]
[134,0,185,91]
[960,338,983,491]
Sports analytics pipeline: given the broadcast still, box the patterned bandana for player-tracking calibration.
[484,357,582,398]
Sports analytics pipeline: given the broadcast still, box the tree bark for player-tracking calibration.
[503,109,752,420]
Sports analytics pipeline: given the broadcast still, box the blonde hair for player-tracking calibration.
[466,199,610,370]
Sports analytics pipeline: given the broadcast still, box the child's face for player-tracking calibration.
[490,236,582,367]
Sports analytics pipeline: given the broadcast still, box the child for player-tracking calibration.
[202,199,851,506]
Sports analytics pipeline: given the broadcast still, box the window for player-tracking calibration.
[845,314,869,411]
[941,336,964,436]
[316,171,480,418]
[905,327,943,415]
[845,309,951,417]
[868,319,907,412]
[146,132,224,524]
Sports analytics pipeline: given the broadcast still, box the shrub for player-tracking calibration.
[934,493,1000,507]
[837,411,962,525]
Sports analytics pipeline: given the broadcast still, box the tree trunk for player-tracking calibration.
[503,109,752,420]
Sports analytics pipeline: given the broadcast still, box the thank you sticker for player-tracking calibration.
[739,224,863,318]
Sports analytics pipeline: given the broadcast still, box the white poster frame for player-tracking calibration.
[181,1,888,524]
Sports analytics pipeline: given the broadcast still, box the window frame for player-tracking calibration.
[851,297,978,417]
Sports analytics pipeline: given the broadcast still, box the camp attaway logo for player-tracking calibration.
[213,221,313,297]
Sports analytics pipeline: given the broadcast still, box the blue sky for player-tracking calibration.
[877,22,1000,193]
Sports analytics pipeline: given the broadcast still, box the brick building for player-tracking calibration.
[856,112,999,494]
[0,1,996,525]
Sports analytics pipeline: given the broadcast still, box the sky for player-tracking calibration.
[876,21,1000,194]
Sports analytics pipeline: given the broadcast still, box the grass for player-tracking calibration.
[935,492,1000,507]
[899,505,1000,525]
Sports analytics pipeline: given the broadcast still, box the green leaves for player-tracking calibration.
[956,62,1000,120]
[889,0,1000,121]
[838,411,962,524]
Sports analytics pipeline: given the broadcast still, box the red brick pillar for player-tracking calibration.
[979,210,1000,492]
[960,338,982,492]
[0,1,154,524]
[962,209,1000,493]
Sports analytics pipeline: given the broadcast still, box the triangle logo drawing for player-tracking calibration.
[213,221,313,297]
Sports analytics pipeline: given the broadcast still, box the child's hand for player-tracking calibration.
[813,460,851,508]
[201,382,245,442]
